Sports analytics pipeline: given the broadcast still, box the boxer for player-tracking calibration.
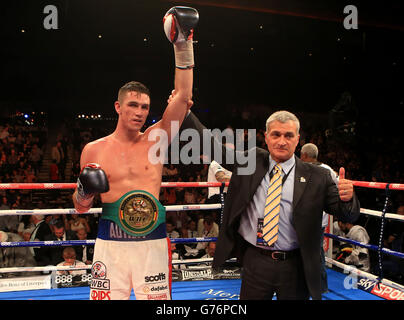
[72,6,198,300]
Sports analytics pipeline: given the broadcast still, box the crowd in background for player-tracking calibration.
[0,106,403,284]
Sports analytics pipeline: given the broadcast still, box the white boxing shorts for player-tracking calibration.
[90,190,172,300]
[90,237,172,300]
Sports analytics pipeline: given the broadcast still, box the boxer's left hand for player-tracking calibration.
[163,6,199,69]
[163,6,199,44]
[338,167,354,202]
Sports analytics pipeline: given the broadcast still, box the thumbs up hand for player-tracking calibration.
[338,167,354,202]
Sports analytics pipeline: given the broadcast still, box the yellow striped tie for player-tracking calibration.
[263,164,282,246]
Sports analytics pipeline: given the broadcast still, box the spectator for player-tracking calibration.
[337,219,371,272]
[51,141,65,180]
[7,149,19,170]
[381,205,404,283]
[29,214,52,265]
[71,161,81,181]
[167,219,180,269]
[166,220,179,239]
[184,188,197,204]
[28,144,43,175]
[163,164,179,181]
[22,228,34,241]
[0,196,19,233]
[49,159,59,182]
[176,219,199,259]
[181,219,198,239]
[202,241,216,259]
[197,214,219,239]
[300,142,338,294]
[24,164,37,183]
[75,228,94,265]
[196,214,219,253]
[162,182,177,205]
[17,215,34,238]
[0,230,36,277]
[56,247,87,276]
[0,126,10,140]
[175,176,185,203]
[66,214,91,234]
[40,220,78,266]
[0,196,9,211]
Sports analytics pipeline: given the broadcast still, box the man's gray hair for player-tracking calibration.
[266,110,300,134]
[32,214,44,221]
[301,143,318,160]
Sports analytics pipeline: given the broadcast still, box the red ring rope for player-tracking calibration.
[0,181,403,190]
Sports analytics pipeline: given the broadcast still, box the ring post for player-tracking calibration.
[376,183,391,289]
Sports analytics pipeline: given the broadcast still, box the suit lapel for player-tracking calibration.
[249,150,269,201]
[293,156,311,209]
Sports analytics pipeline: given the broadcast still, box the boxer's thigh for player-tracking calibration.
[89,239,132,300]
[132,237,171,300]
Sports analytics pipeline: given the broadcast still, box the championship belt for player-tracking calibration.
[101,190,166,237]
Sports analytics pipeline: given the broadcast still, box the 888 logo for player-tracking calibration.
[55,273,92,286]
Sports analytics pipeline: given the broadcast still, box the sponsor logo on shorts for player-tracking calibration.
[90,261,110,291]
[145,272,166,283]
[91,290,111,300]
[147,293,168,300]
[143,284,168,293]
[91,261,107,279]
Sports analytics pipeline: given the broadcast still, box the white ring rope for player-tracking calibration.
[0,258,236,273]
[0,206,402,223]
[0,204,222,216]
[360,208,404,221]
[325,257,404,292]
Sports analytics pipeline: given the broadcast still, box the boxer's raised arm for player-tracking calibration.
[156,7,199,143]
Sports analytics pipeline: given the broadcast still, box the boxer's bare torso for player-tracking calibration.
[73,69,193,213]
[80,131,163,203]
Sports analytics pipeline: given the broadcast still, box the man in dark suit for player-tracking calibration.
[75,227,94,265]
[41,219,78,266]
[30,214,52,266]
[180,109,360,300]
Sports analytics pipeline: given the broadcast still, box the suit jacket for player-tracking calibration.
[40,231,78,266]
[76,244,95,264]
[31,220,52,264]
[181,111,361,300]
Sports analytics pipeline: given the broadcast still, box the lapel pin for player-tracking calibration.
[300,177,306,183]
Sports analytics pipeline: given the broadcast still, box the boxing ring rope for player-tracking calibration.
[0,204,222,217]
[324,233,404,259]
[1,206,402,220]
[0,258,219,275]
[0,237,217,249]
[1,180,403,190]
[0,180,403,299]
[325,257,404,292]
[0,181,229,190]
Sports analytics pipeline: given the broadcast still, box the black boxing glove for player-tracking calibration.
[76,163,109,203]
[163,6,199,69]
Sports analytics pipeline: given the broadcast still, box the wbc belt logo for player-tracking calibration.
[119,192,158,236]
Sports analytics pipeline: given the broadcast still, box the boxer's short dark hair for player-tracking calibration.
[118,81,150,102]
